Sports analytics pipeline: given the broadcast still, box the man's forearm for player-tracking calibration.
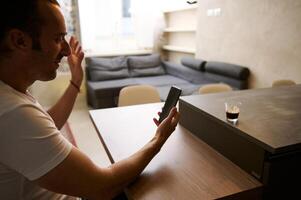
[47,82,80,129]
[104,110,179,191]
[36,136,163,200]
[106,135,164,188]
[37,108,179,199]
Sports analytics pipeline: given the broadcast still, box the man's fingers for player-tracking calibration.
[155,107,177,126]
[167,107,177,119]
[76,46,82,55]
[69,36,75,47]
[74,40,79,49]
[69,36,81,53]
[171,112,180,127]
[153,118,159,127]
[160,107,177,124]
[79,51,85,60]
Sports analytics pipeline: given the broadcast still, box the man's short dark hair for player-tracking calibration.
[0,0,60,54]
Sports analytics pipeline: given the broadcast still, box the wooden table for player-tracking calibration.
[90,103,262,200]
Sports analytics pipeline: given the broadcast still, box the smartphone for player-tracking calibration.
[159,86,182,123]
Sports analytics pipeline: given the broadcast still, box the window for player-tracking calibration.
[122,0,131,18]
[78,0,149,55]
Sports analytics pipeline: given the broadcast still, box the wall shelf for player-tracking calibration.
[162,45,196,54]
[162,4,198,62]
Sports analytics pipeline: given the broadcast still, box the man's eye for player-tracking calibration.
[55,37,65,42]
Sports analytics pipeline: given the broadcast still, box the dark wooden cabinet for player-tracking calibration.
[179,85,301,199]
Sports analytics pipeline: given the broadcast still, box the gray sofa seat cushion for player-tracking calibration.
[157,83,201,101]
[128,54,165,77]
[204,61,250,80]
[86,78,137,108]
[87,78,137,92]
[86,56,130,81]
[89,69,129,82]
[133,75,189,86]
[181,57,206,71]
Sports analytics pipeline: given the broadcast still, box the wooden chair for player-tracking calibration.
[118,85,161,107]
[199,83,233,94]
[272,79,296,87]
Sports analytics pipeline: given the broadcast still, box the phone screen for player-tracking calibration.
[159,86,182,123]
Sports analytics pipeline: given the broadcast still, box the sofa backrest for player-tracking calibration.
[164,58,250,89]
[85,56,129,81]
[127,54,165,77]
[204,61,250,80]
[202,71,248,89]
[85,54,166,81]
[203,61,250,89]
[163,61,211,84]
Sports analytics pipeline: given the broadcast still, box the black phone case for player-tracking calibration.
[159,86,182,123]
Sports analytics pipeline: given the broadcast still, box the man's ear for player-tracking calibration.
[6,29,32,51]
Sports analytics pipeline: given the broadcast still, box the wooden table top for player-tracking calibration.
[90,103,261,200]
[180,84,301,154]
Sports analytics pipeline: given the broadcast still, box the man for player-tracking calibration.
[0,0,180,199]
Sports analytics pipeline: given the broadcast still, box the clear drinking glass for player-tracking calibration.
[225,101,241,124]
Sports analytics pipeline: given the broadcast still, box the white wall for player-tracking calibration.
[196,0,301,88]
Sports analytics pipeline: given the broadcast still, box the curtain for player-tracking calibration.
[57,0,80,73]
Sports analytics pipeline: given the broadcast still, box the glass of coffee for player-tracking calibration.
[225,101,241,124]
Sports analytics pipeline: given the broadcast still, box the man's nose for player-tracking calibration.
[62,40,71,56]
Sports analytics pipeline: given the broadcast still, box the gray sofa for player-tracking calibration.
[85,54,250,109]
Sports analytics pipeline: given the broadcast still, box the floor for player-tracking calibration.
[68,93,111,167]
[31,75,111,167]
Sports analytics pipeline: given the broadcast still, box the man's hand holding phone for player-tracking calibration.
[153,107,180,144]
[158,86,182,123]
[152,86,182,144]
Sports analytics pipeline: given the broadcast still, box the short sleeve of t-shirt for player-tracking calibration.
[0,104,72,181]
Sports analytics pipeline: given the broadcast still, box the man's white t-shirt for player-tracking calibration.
[0,81,78,200]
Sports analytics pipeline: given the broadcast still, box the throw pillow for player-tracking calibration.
[128,54,165,77]
[181,57,206,71]
[86,56,130,81]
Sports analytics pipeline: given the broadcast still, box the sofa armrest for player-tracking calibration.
[181,57,206,71]
[204,61,250,80]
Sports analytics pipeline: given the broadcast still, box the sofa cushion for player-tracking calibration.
[204,61,250,80]
[163,61,212,84]
[181,57,206,71]
[87,78,137,92]
[156,83,201,101]
[86,56,130,81]
[133,75,188,86]
[128,54,165,77]
[203,72,248,89]
[89,69,130,82]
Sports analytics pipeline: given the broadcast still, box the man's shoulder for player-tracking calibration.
[0,82,37,117]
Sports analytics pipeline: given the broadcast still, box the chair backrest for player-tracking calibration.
[272,79,296,87]
[118,85,161,107]
[199,83,233,94]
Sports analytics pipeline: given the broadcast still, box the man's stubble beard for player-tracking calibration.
[31,50,59,82]
[31,36,59,82]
